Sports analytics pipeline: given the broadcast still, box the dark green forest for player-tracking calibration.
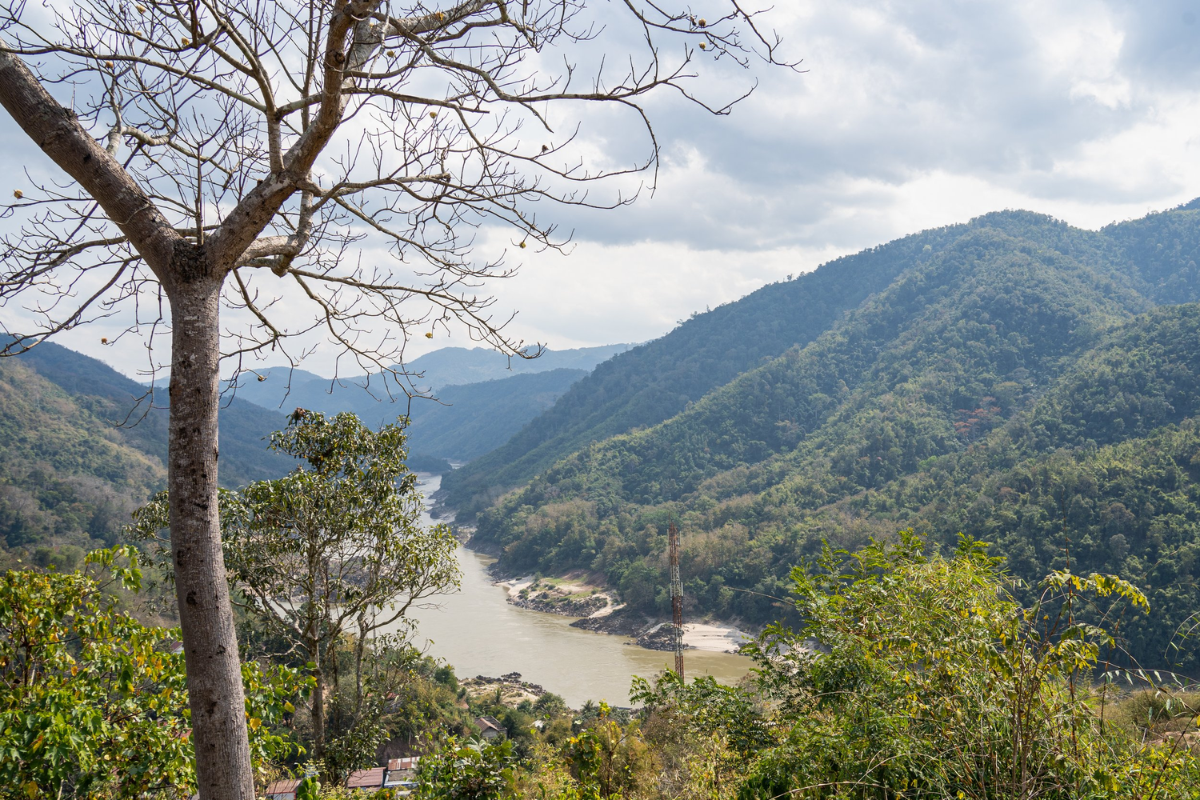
[0,343,295,563]
[468,202,1200,671]
[442,204,1200,516]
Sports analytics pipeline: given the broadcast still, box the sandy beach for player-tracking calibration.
[682,623,750,654]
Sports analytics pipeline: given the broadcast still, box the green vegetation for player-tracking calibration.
[7,419,1200,796]
[0,547,303,798]
[130,411,459,777]
[393,536,1200,799]
[0,341,297,568]
[0,357,163,561]
[467,205,1200,671]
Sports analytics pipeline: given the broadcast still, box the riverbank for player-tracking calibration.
[427,472,756,656]
[493,570,750,655]
[498,573,619,617]
[408,474,751,705]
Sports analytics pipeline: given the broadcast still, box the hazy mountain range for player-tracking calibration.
[0,340,630,560]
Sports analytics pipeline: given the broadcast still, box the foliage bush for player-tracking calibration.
[0,547,304,799]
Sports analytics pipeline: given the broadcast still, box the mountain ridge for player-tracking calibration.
[441,209,1153,516]
[462,202,1200,669]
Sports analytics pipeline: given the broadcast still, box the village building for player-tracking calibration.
[263,757,421,798]
[475,715,505,740]
[264,779,300,800]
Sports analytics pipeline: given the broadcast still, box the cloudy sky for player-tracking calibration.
[5,0,1200,379]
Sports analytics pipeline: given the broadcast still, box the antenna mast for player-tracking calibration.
[669,520,685,680]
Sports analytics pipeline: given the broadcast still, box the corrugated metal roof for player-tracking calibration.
[346,767,386,789]
[264,778,300,797]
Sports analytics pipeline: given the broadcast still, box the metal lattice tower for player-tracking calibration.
[669,520,685,680]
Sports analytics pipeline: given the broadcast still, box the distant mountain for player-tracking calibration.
[17,342,295,488]
[225,344,630,465]
[403,368,587,463]
[404,343,634,390]
[461,201,1200,670]
[228,343,633,414]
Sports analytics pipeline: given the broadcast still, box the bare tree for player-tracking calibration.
[0,1,791,797]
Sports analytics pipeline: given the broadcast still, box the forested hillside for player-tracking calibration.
[0,357,161,567]
[0,343,295,564]
[467,203,1200,670]
[441,209,1150,515]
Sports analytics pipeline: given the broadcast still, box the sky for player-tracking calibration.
[4,0,1200,379]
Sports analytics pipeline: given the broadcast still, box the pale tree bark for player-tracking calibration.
[310,640,326,759]
[0,2,793,797]
[167,275,253,798]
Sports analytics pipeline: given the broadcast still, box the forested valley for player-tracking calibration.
[463,201,1200,671]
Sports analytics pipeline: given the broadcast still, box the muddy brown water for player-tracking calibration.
[377,475,751,708]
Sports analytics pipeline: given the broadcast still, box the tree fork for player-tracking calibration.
[167,267,254,800]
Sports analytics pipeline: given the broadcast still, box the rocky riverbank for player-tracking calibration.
[481,545,753,655]
[569,606,650,637]
[462,672,547,705]
[497,574,618,618]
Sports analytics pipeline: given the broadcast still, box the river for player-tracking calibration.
[386,475,751,708]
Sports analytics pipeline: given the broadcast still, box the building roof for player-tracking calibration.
[475,715,504,733]
[346,767,386,789]
[264,779,301,795]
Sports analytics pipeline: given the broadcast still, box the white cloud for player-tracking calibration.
[4,0,1200,381]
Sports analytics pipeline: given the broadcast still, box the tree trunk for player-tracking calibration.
[310,641,326,759]
[168,272,255,800]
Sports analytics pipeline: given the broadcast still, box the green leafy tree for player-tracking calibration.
[413,737,515,800]
[737,532,1157,800]
[0,547,302,799]
[132,412,458,774]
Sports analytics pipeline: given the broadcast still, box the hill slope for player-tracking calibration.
[468,203,1200,669]
[0,356,163,561]
[0,342,300,564]
[16,342,294,488]
[441,210,1146,516]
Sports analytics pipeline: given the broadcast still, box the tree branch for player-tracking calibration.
[0,47,183,277]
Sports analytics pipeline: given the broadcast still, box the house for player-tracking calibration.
[346,767,386,791]
[475,715,504,740]
[264,779,300,800]
[384,757,420,791]
[343,758,421,794]
[270,757,422,797]
[386,757,419,779]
